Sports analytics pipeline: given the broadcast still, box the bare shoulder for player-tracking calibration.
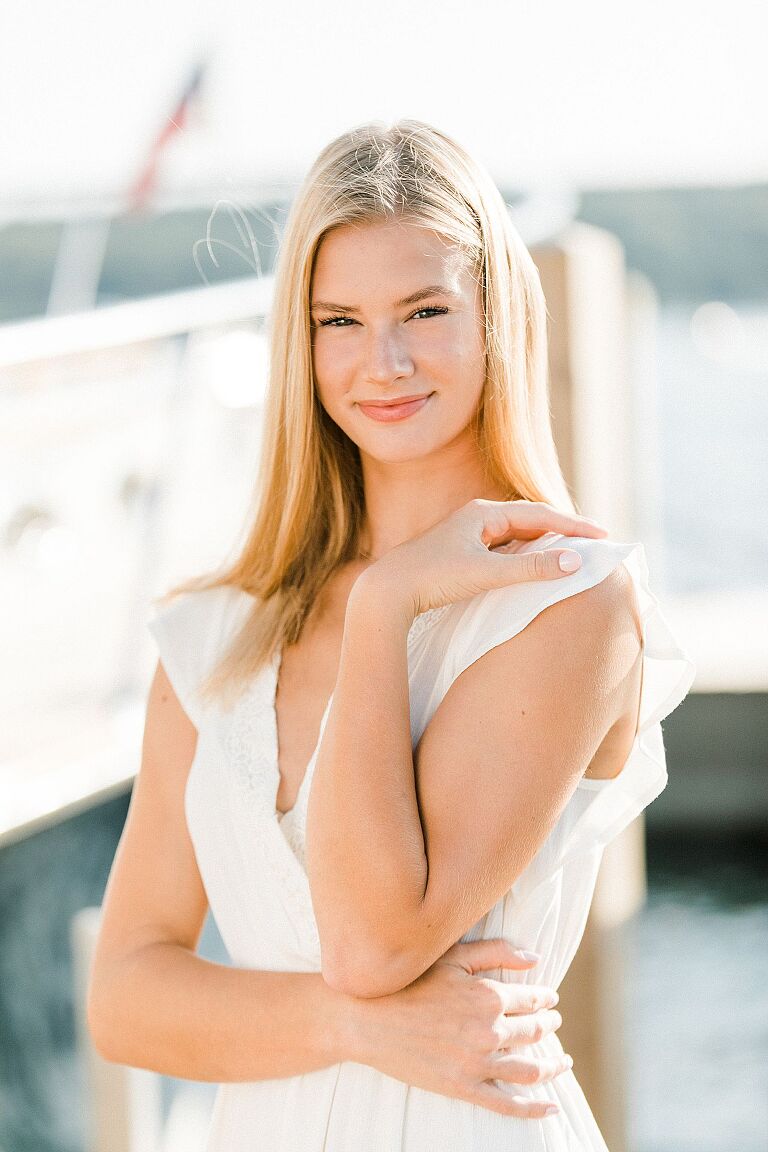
[496,563,644,781]
[418,563,643,763]
[467,561,643,695]
[400,561,646,968]
[536,560,640,633]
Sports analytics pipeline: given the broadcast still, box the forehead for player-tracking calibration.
[311,218,473,296]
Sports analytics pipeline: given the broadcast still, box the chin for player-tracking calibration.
[358,430,460,466]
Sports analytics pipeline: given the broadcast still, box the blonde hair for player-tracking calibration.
[158,117,578,710]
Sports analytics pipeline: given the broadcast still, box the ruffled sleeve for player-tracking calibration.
[145,584,247,729]
[442,531,697,861]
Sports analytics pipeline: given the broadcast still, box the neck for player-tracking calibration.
[356,448,510,562]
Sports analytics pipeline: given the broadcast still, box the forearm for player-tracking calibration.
[88,941,358,1081]
[306,575,426,977]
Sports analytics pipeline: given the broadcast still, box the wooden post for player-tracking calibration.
[531,223,647,1152]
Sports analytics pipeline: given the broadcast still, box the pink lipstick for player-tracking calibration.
[357,393,434,423]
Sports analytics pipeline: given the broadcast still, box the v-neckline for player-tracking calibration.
[269,643,334,821]
[267,603,453,822]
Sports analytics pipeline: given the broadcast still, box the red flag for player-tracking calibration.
[127,61,206,214]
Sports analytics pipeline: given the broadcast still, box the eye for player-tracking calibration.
[315,306,449,328]
[317,315,355,328]
[411,306,449,320]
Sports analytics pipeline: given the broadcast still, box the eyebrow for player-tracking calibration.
[310,285,462,313]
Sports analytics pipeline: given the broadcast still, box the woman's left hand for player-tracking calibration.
[362,499,609,619]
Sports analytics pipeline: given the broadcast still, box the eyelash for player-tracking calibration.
[316,305,449,328]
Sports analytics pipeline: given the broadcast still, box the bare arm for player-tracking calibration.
[90,942,357,1080]
[306,561,642,998]
[87,659,572,1118]
[87,661,355,1079]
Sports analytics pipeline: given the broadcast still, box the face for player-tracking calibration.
[309,217,486,465]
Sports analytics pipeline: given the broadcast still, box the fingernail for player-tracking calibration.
[558,552,582,572]
[516,950,541,962]
[544,1105,560,1116]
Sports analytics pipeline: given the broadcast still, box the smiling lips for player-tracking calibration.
[357,393,434,422]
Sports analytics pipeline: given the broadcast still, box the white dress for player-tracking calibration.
[146,531,696,1151]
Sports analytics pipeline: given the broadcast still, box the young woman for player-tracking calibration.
[88,119,696,1150]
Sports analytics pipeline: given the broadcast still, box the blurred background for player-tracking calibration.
[0,1,766,1150]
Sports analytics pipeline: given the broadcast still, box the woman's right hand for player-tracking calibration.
[340,937,569,1119]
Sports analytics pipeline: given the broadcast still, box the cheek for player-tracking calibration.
[454,311,486,359]
[312,346,359,431]
[437,322,486,390]
[311,339,342,405]
[435,312,484,362]
[312,335,356,385]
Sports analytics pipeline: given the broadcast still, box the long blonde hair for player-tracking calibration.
[158,117,578,710]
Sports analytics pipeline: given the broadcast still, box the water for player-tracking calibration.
[629,834,768,1152]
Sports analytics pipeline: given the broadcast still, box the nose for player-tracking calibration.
[363,326,415,387]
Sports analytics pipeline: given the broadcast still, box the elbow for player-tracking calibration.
[321,946,420,999]
[322,966,389,1000]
